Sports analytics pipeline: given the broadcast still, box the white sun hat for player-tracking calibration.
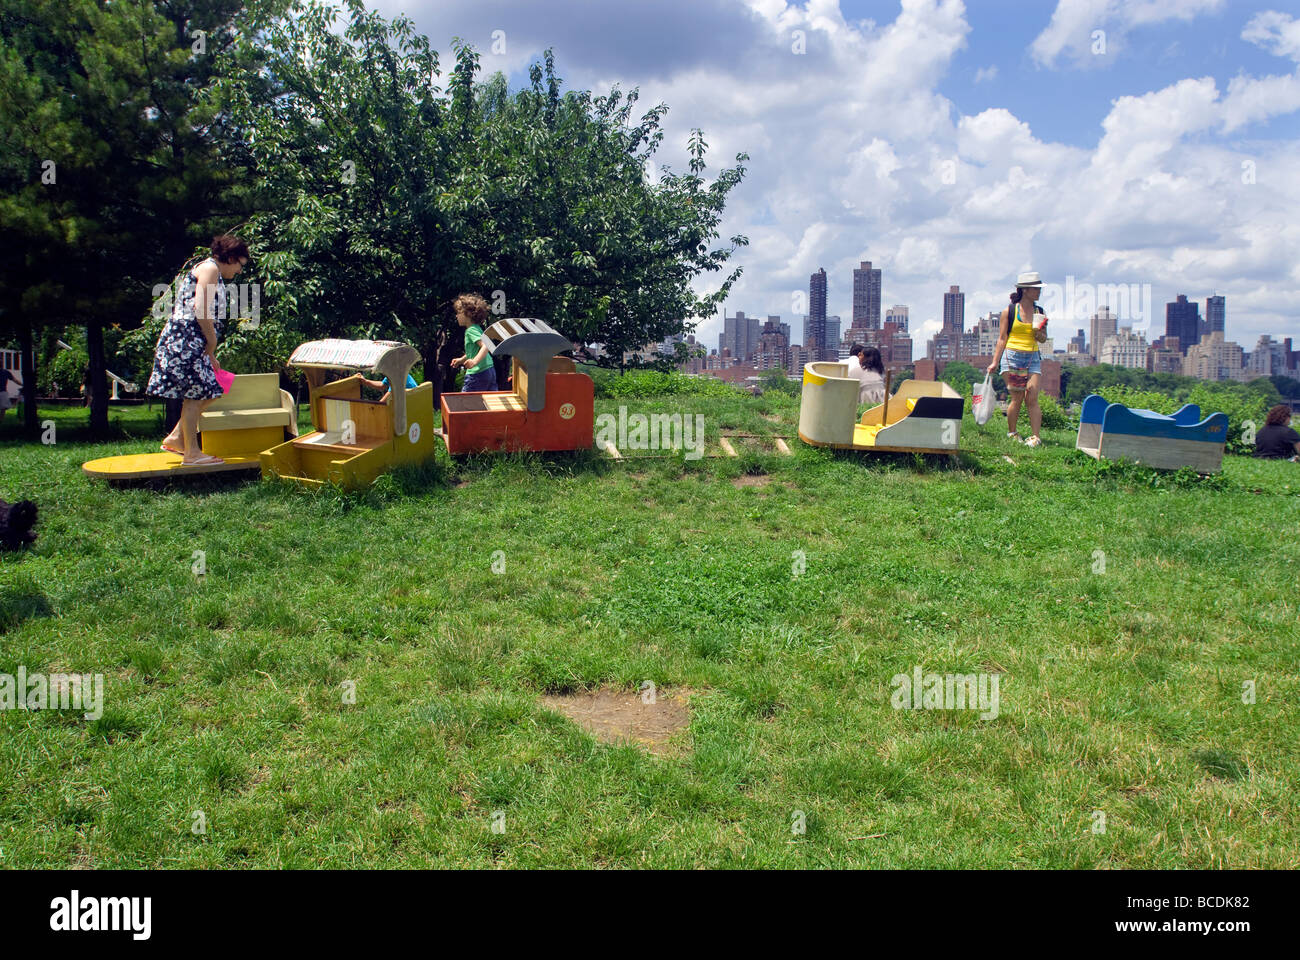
[1016,271,1043,288]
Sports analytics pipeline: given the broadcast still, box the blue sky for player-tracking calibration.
[931,0,1299,147]
[371,0,1300,351]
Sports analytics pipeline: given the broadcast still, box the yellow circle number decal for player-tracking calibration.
[559,403,575,420]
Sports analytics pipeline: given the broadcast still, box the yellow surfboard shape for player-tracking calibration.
[82,451,261,480]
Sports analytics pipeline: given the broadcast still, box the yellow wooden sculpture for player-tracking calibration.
[798,362,964,454]
[82,373,297,480]
[260,339,436,490]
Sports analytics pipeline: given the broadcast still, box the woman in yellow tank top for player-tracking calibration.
[988,271,1049,447]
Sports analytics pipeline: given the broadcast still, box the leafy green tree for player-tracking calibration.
[0,0,277,435]
[757,368,798,396]
[940,361,980,392]
[1269,374,1300,400]
[216,0,748,396]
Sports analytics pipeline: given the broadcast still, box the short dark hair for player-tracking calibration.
[211,234,249,263]
[849,342,865,357]
[1266,404,1292,427]
[860,347,884,375]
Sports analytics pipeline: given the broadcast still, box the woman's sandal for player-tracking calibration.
[161,442,184,454]
[1007,432,1021,442]
[181,454,225,467]
[1024,436,1042,448]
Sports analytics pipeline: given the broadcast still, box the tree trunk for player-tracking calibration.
[86,318,108,436]
[19,321,38,438]
[431,329,456,407]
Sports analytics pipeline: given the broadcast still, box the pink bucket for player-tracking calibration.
[212,359,236,394]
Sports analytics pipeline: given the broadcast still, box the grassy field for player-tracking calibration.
[1,388,1297,868]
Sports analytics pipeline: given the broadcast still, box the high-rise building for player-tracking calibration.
[1089,306,1117,360]
[808,269,828,360]
[885,305,909,332]
[1147,336,1183,374]
[1248,334,1288,376]
[1204,295,1226,339]
[1100,327,1148,369]
[787,344,810,376]
[1184,331,1246,382]
[756,318,790,370]
[852,261,882,330]
[942,286,965,332]
[719,311,761,362]
[1070,329,1087,353]
[861,322,912,369]
[974,312,1001,357]
[1165,295,1200,355]
[826,316,841,352]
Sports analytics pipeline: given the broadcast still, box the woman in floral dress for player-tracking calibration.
[147,235,248,465]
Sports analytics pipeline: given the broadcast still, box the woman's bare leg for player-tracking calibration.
[1025,374,1042,439]
[180,399,204,460]
[1006,391,1024,435]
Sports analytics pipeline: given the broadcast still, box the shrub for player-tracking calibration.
[590,368,743,400]
[1037,393,1069,431]
[42,346,88,397]
[757,368,799,396]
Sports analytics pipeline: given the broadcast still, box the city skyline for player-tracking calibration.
[395,1,1300,355]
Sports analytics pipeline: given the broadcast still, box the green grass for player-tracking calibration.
[1,392,1298,868]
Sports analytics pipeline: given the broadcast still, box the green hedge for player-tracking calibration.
[589,368,744,400]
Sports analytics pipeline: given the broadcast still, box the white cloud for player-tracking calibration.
[973,65,997,84]
[370,0,1300,348]
[1243,10,1300,63]
[1032,0,1226,69]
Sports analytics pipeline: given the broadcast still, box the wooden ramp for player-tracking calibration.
[83,452,262,480]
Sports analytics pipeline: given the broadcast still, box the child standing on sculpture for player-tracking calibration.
[450,293,497,392]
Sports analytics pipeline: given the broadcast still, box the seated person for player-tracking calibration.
[842,344,870,403]
[855,347,887,405]
[358,372,418,403]
[1255,404,1300,460]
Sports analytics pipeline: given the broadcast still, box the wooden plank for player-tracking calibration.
[1098,433,1225,473]
[718,437,738,457]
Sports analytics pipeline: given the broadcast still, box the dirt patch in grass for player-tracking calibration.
[541,687,694,755]
[731,474,772,488]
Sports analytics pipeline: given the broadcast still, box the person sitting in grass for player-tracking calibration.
[1254,404,1300,460]
[450,293,497,392]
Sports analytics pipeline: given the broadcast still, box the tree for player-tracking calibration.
[0,0,276,436]
[940,361,980,392]
[216,0,748,397]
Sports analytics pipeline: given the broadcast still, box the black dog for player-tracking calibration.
[0,498,38,550]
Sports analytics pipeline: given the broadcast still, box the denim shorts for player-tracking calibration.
[1000,349,1041,390]
[462,367,498,392]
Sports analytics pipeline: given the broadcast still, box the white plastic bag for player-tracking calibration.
[973,372,994,426]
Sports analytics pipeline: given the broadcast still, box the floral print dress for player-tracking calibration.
[146,258,227,400]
